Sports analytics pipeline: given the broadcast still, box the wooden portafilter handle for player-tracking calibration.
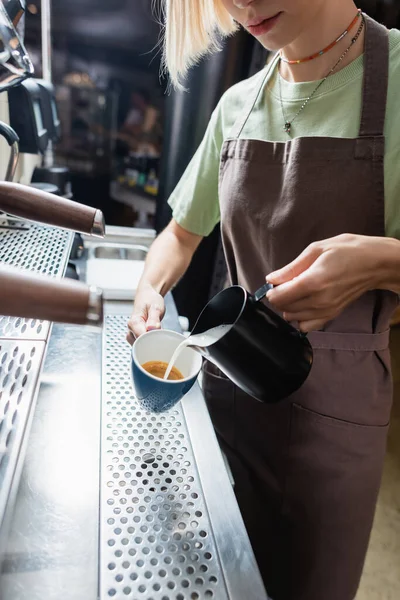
[0,181,105,237]
[0,265,103,326]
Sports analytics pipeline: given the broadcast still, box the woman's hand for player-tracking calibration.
[125,220,203,345]
[266,234,388,332]
[127,283,165,344]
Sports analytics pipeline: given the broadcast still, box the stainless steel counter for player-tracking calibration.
[0,323,101,600]
[0,226,268,600]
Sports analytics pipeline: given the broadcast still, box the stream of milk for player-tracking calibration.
[163,324,233,380]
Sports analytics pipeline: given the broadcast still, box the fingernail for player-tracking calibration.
[147,323,161,331]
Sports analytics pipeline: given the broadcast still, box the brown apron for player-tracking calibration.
[202,15,398,600]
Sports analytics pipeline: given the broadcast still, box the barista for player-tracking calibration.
[128,1,400,599]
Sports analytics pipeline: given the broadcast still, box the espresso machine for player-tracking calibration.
[0,0,105,324]
[0,2,268,600]
[0,0,106,568]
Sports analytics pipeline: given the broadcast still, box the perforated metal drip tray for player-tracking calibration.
[0,221,74,560]
[101,316,228,600]
[0,340,45,519]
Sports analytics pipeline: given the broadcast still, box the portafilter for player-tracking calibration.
[0,181,105,237]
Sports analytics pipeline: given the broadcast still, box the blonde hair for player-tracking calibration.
[162,0,238,89]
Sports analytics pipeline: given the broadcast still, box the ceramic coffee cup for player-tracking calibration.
[131,329,202,413]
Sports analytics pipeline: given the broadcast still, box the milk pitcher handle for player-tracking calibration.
[253,282,274,303]
[253,282,308,338]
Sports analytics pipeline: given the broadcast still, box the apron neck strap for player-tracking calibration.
[229,14,389,142]
[229,54,279,141]
[358,14,389,138]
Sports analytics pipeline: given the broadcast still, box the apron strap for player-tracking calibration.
[229,54,280,140]
[358,14,389,138]
[308,329,390,351]
[229,15,389,141]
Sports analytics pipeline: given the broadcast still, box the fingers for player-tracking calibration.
[267,243,322,285]
[267,272,320,308]
[146,304,164,331]
[284,309,332,323]
[127,300,165,343]
[298,318,327,333]
[126,330,135,346]
[276,294,316,314]
[278,284,365,323]
[127,313,147,340]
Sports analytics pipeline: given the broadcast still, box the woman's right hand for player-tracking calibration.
[126,220,203,344]
[127,283,165,344]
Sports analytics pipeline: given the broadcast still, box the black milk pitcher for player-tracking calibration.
[191,283,313,403]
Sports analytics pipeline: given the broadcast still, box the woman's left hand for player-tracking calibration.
[266,234,386,332]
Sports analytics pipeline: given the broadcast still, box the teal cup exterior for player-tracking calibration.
[131,329,202,413]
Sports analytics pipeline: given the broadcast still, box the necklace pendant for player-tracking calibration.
[284,121,292,134]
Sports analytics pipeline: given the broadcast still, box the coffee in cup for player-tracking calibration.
[131,329,202,413]
[142,361,184,381]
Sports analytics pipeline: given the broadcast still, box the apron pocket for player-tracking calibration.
[202,360,236,448]
[288,347,393,427]
[284,402,389,600]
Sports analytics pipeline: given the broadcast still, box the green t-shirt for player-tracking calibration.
[169,28,400,240]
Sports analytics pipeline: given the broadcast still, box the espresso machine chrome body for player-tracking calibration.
[0,1,34,92]
[0,1,107,574]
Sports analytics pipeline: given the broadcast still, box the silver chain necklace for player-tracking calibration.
[279,16,365,135]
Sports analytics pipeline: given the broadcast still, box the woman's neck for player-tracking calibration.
[279,1,365,83]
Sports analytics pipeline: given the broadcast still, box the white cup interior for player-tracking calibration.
[132,330,202,382]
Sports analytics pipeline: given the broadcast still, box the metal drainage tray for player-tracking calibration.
[0,221,73,556]
[101,315,229,600]
[0,340,45,539]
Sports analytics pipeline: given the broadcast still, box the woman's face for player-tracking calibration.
[220,0,326,51]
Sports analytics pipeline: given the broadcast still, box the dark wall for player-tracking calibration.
[359,0,400,26]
